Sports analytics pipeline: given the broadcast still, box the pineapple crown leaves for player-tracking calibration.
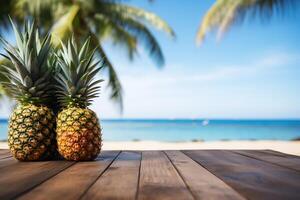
[0,19,54,105]
[55,37,104,108]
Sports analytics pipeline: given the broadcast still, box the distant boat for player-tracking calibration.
[202,119,209,126]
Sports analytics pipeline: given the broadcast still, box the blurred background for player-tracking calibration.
[0,0,300,147]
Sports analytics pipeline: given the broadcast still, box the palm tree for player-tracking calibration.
[0,0,175,110]
[196,0,298,45]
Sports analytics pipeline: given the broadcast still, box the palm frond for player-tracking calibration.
[94,13,137,60]
[12,0,57,32]
[90,32,123,111]
[196,0,298,45]
[13,0,53,18]
[99,2,175,38]
[51,4,80,46]
[0,0,173,111]
[0,0,11,34]
[98,10,165,66]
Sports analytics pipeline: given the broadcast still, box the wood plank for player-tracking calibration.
[184,150,300,200]
[0,157,19,168]
[264,149,300,159]
[17,151,120,200]
[137,151,194,200]
[0,155,11,160]
[0,160,74,199]
[0,149,11,159]
[165,151,245,200]
[232,150,300,172]
[0,149,10,155]
[82,151,141,200]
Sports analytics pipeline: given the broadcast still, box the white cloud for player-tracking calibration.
[186,52,299,82]
[119,51,300,85]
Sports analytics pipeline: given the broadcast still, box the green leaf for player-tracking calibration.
[196,0,297,45]
[51,4,80,46]
[90,32,123,111]
[100,2,175,37]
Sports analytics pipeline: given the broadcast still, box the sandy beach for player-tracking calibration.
[1,140,300,156]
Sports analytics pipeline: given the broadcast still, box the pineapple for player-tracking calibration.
[55,38,103,161]
[0,21,57,161]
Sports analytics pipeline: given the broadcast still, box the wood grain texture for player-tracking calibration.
[0,155,11,160]
[17,151,120,200]
[0,149,11,160]
[165,150,245,200]
[232,150,300,172]
[0,160,74,199]
[0,157,18,169]
[0,149,10,155]
[1,150,300,200]
[184,150,300,200]
[264,150,300,161]
[137,151,194,200]
[82,151,141,200]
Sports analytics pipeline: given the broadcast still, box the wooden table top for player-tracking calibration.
[0,149,300,200]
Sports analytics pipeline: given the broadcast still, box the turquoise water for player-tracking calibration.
[1,119,300,141]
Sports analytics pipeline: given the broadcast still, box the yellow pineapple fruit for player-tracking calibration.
[55,38,103,161]
[0,21,57,161]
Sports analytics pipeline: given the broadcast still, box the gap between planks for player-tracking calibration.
[135,151,143,200]
[81,151,141,200]
[231,150,300,172]
[3,150,300,200]
[166,150,245,200]
[163,151,198,200]
[0,159,76,199]
[17,151,121,200]
[137,151,194,200]
[0,149,12,160]
[80,150,247,200]
[183,150,300,200]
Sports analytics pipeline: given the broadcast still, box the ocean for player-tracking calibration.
[1,119,300,141]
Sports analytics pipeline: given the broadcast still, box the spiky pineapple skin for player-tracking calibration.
[56,107,102,161]
[8,104,56,161]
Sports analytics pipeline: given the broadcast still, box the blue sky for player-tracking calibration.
[1,0,300,119]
